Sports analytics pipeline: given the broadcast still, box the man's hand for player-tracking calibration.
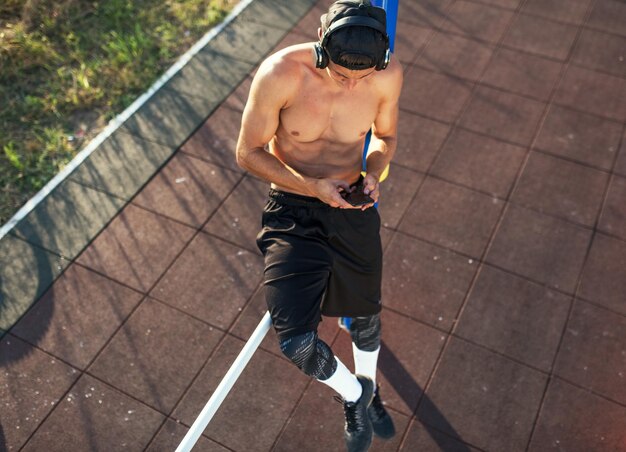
[359,173,380,210]
[309,178,359,209]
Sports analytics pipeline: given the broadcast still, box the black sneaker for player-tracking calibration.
[368,385,395,439]
[339,375,375,452]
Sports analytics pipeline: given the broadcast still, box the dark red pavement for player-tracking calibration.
[2,0,625,450]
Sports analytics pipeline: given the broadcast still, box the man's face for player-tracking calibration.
[326,61,376,89]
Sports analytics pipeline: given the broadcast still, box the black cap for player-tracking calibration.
[321,1,388,70]
[321,1,386,32]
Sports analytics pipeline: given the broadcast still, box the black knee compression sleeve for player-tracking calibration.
[349,313,381,351]
[279,331,337,380]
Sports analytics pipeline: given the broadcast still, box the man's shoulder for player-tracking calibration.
[374,57,403,85]
[257,43,316,81]
[370,57,403,99]
[248,44,316,105]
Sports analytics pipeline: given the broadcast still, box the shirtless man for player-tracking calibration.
[236,1,402,450]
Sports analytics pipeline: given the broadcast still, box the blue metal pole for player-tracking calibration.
[345,0,399,333]
[371,0,398,52]
[362,0,399,170]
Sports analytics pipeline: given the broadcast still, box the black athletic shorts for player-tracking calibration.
[256,188,383,341]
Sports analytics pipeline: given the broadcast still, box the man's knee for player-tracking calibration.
[279,331,337,380]
[349,314,381,351]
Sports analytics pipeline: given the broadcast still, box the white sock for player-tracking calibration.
[352,343,380,386]
[318,357,362,402]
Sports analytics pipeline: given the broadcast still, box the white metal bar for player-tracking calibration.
[176,311,272,452]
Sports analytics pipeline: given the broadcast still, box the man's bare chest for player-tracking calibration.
[279,85,379,144]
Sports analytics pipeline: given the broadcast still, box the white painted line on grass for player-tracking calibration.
[0,0,256,240]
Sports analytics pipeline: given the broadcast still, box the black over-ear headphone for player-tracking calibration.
[315,15,391,71]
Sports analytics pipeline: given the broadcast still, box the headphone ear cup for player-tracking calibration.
[377,47,391,71]
[314,43,329,69]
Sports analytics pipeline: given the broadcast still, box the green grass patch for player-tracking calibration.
[0,0,238,224]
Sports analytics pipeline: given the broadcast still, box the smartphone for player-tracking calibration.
[342,185,374,207]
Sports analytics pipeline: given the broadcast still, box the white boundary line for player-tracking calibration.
[0,0,256,241]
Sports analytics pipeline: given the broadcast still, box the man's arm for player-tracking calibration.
[361,58,403,204]
[235,57,355,208]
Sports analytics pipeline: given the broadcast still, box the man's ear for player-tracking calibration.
[318,27,323,40]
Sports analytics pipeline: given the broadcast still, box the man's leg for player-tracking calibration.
[279,331,363,402]
[349,313,395,439]
[349,314,381,384]
[279,330,374,451]
[258,198,375,450]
